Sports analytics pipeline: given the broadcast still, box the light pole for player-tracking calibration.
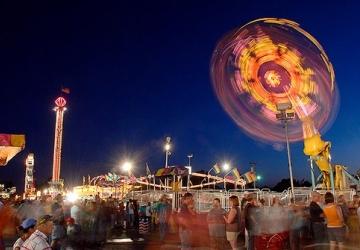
[309,157,316,190]
[222,162,231,190]
[121,161,133,198]
[187,154,193,166]
[250,162,256,189]
[164,137,171,168]
[276,102,295,199]
[164,137,171,191]
[186,154,193,191]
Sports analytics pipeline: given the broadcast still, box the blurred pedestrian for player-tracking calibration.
[309,191,326,250]
[337,195,349,223]
[323,192,346,250]
[70,201,81,225]
[244,195,257,250]
[21,215,53,250]
[64,217,81,249]
[178,193,194,250]
[347,207,360,245]
[127,200,135,228]
[224,196,241,250]
[207,198,226,250]
[289,202,305,250]
[146,202,152,223]
[158,195,171,241]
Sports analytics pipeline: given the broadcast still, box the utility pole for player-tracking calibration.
[250,162,256,189]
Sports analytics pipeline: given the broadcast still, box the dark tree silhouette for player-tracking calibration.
[272,178,311,192]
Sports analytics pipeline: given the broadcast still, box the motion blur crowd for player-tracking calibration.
[0,191,360,250]
[203,191,360,250]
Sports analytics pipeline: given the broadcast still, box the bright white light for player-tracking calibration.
[43,189,48,195]
[222,162,230,171]
[66,192,78,203]
[122,161,133,172]
[164,143,171,151]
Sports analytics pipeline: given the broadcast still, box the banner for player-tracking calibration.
[146,163,152,178]
[232,168,242,181]
[243,171,256,183]
[213,164,221,174]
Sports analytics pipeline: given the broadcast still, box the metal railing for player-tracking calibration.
[124,188,357,211]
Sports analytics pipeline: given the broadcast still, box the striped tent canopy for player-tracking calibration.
[0,134,25,166]
[155,166,189,177]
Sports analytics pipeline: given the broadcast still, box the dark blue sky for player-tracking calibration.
[1,1,360,191]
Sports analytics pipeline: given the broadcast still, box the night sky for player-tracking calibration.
[1,1,360,191]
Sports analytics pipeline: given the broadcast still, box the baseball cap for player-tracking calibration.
[20,218,37,229]
[37,215,53,225]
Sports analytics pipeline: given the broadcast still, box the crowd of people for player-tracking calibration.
[0,192,178,250]
[0,191,360,250]
[174,192,360,250]
[203,192,360,250]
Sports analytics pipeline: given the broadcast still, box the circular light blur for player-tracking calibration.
[211,18,339,142]
[164,144,171,151]
[122,161,132,172]
[66,192,78,203]
[222,163,230,171]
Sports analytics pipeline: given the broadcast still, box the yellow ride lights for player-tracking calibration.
[303,117,331,170]
[302,116,333,189]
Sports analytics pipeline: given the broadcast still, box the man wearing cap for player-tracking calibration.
[21,215,53,250]
[13,218,37,250]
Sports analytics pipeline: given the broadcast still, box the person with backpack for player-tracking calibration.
[224,195,241,250]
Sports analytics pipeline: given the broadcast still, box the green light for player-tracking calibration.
[256,175,262,180]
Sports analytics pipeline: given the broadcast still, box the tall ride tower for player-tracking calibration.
[24,153,35,198]
[50,96,67,192]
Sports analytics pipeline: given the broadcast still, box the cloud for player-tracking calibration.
[272,143,285,151]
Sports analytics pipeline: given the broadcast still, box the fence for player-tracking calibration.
[125,188,356,212]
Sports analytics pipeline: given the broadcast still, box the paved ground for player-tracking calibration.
[103,224,225,250]
[5,222,360,249]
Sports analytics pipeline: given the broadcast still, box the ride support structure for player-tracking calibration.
[49,96,67,193]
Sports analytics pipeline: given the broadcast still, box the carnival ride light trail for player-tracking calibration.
[211,18,353,191]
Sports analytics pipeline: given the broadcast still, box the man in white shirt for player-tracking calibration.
[13,218,37,250]
[21,215,53,250]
